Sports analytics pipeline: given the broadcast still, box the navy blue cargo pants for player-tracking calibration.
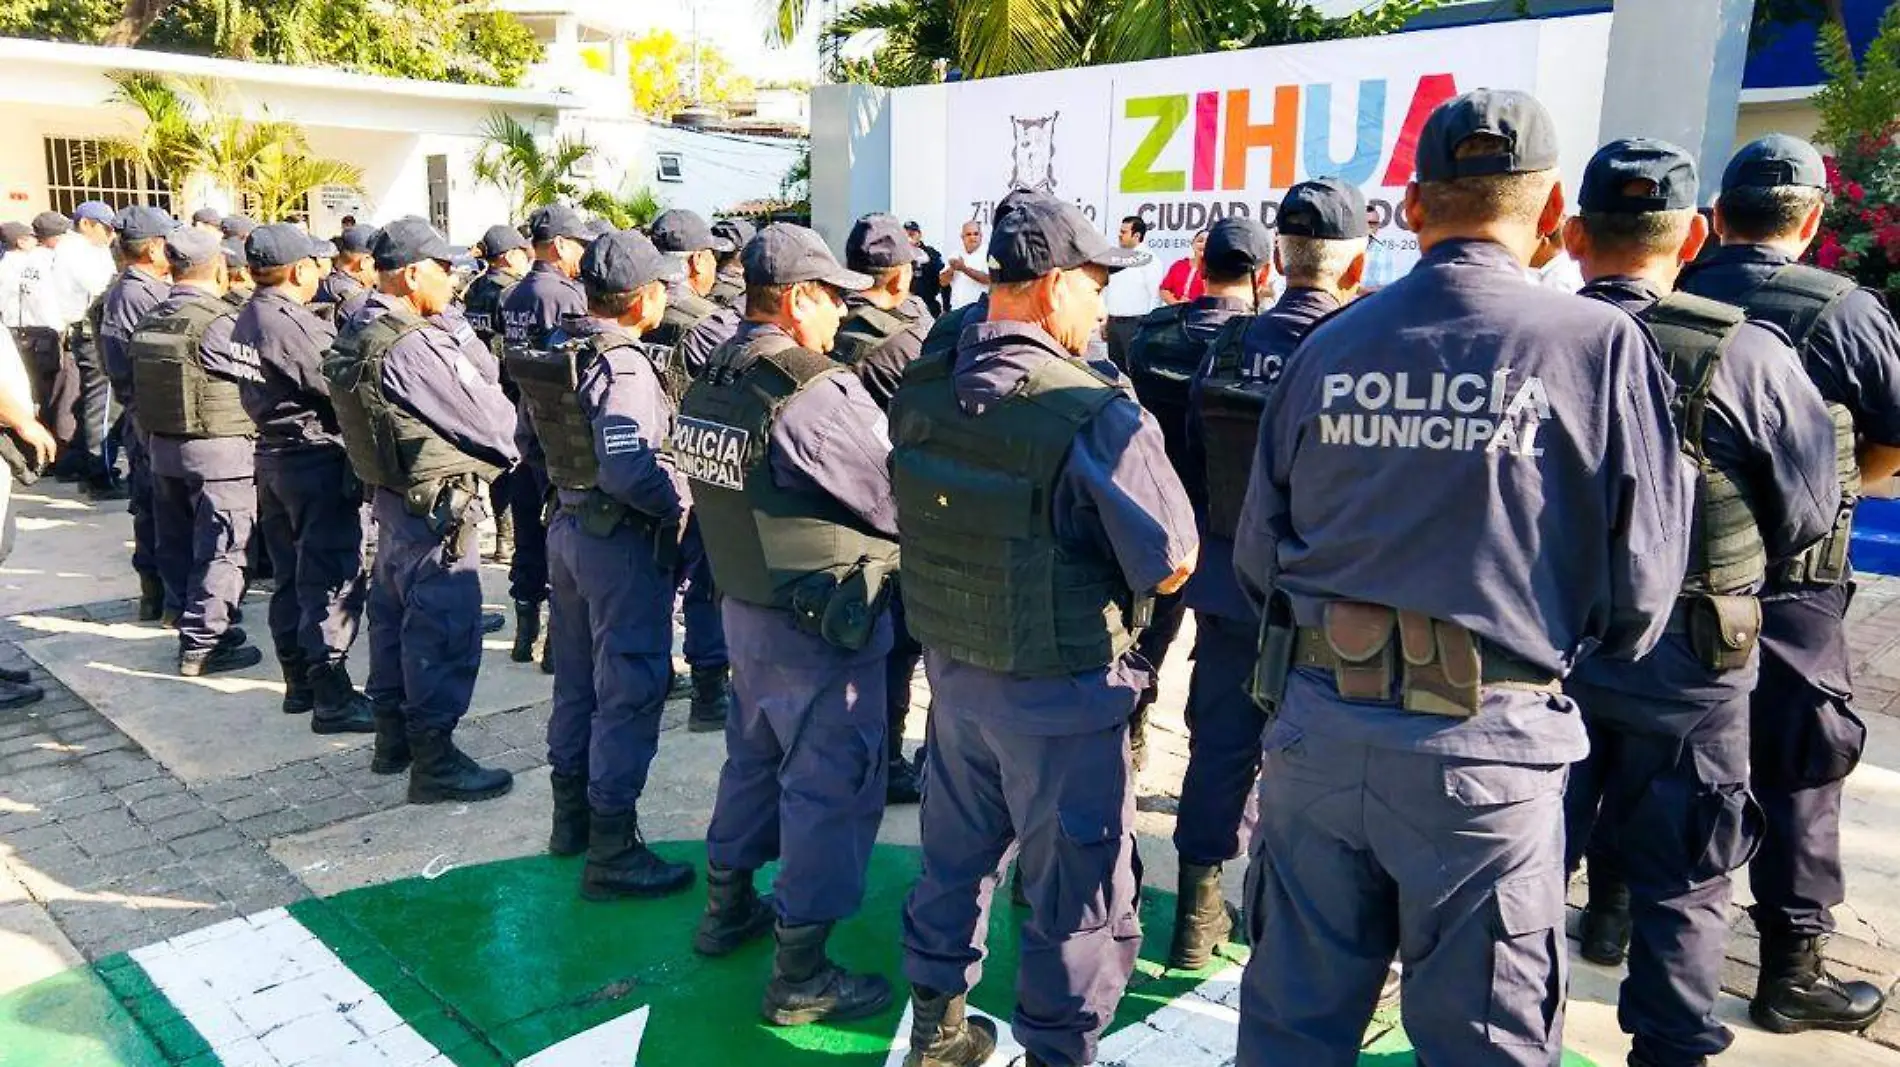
[256,449,368,668]
[363,489,487,732]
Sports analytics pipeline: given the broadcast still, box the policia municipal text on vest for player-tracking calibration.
[678,333,898,652]
[508,328,680,557]
[129,297,255,440]
[322,308,500,552]
[889,349,1152,678]
[1640,292,1769,671]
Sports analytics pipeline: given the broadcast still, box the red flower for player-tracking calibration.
[1817,231,1846,270]
[1846,181,1867,203]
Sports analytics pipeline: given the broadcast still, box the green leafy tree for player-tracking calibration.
[472,111,595,222]
[244,141,363,221]
[580,186,665,230]
[1811,5,1900,294]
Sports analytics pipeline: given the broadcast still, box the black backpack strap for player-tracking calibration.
[1638,293,1747,462]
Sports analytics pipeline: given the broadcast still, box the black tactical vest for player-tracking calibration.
[652,288,720,398]
[709,273,745,311]
[1732,264,1863,585]
[920,300,980,366]
[130,296,255,439]
[1127,304,1207,470]
[1198,315,1271,540]
[832,303,914,369]
[889,348,1147,677]
[678,332,900,623]
[322,308,499,497]
[1638,294,1768,595]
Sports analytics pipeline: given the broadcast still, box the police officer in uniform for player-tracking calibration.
[1167,202,1355,971]
[315,224,379,320]
[894,193,1197,1067]
[222,241,254,306]
[327,218,521,801]
[708,218,753,310]
[651,209,742,731]
[100,207,175,622]
[1231,90,1694,1066]
[1677,134,1900,1034]
[1559,138,1841,1067]
[686,224,899,1028]
[230,223,377,733]
[219,215,257,244]
[499,204,593,670]
[462,224,532,565]
[513,230,697,901]
[134,227,267,676]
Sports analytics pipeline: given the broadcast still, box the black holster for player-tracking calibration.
[1248,590,1295,715]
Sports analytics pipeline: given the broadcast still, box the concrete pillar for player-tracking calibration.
[1599,0,1757,203]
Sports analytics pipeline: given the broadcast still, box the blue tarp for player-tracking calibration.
[1855,497,1900,576]
[1745,0,1893,89]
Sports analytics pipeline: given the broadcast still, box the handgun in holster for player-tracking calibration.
[652,518,681,572]
[1247,590,1295,715]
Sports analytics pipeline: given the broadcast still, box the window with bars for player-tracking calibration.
[43,137,173,215]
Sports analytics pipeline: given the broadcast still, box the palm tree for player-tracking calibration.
[472,111,596,222]
[94,71,200,193]
[580,186,666,230]
[246,143,364,222]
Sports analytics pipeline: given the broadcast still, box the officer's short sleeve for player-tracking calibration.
[1060,395,1199,594]
[1813,289,1900,446]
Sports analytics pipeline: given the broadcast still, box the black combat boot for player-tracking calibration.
[308,661,375,735]
[903,987,997,1067]
[406,727,513,804]
[511,600,541,663]
[886,753,924,805]
[179,637,262,677]
[369,700,411,775]
[1580,876,1632,967]
[1168,862,1237,971]
[694,864,777,957]
[760,921,893,1027]
[1750,931,1887,1034]
[277,651,314,715]
[138,573,165,623]
[688,665,731,732]
[548,771,590,857]
[1129,688,1156,773]
[580,810,694,902]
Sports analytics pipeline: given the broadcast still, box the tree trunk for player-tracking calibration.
[102,0,176,46]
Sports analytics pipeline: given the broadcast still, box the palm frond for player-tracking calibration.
[951,0,1085,77]
[762,0,808,48]
[1091,0,1224,63]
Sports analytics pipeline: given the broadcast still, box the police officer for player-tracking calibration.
[893,193,1197,1067]
[687,224,900,1028]
[327,218,521,801]
[708,218,753,310]
[219,215,257,244]
[512,230,696,901]
[1677,134,1900,1034]
[56,201,119,496]
[222,241,254,307]
[190,208,222,235]
[651,208,742,732]
[1231,90,1693,1066]
[1167,201,1355,972]
[1560,137,1841,1067]
[498,204,592,670]
[462,224,532,565]
[134,227,266,677]
[230,223,377,733]
[100,207,174,622]
[315,224,379,319]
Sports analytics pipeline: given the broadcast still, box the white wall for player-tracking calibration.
[571,114,803,221]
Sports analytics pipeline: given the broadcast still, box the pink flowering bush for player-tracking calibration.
[1811,9,1900,295]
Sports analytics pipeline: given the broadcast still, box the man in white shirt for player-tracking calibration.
[1528,226,1585,292]
[7,213,75,459]
[940,220,989,310]
[1101,214,1166,369]
[54,201,120,491]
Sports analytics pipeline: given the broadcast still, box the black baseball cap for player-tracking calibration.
[1580,138,1699,214]
[650,209,734,254]
[222,240,247,269]
[219,214,257,240]
[0,221,29,246]
[477,224,529,259]
[846,213,925,272]
[247,223,328,269]
[580,230,684,294]
[31,212,70,240]
[334,224,378,255]
[1415,89,1560,182]
[190,207,221,227]
[1721,134,1827,192]
[743,223,872,290]
[987,194,1150,283]
[165,227,222,268]
[1278,178,1369,240]
[711,217,755,251]
[371,218,458,270]
[903,221,921,233]
[1203,217,1275,276]
[583,218,616,241]
[115,206,176,242]
[528,204,591,244]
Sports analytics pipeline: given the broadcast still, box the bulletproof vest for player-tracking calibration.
[509,327,663,498]
[322,307,499,494]
[223,287,252,310]
[832,303,913,369]
[1732,264,1863,585]
[1198,315,1267,540]
[709,272,745,311]
[1638,294,1767,595]
[129,296,255,439]
[918,300,978,366]
[889,348,1145,677]
[678,332,900,614]
[1126,305,1206,468]
[652,288,720,398]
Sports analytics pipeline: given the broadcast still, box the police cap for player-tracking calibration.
[0,222,28,247]
[846,213,926,272]
[190,207,222,227]
[1277,177,1369,240]
[711,217,755,252]
[222,240,248,270]
[987,193,1150,283]
[476,224,527,260]
[743,223,872,291]
[334,224,378,255]
[580,230,683,294]
[1204,217,1276,276]
[1721,134,1827,193]
[247,223,329,269]
[528,204,591,244]
[313,239,338,258]
[165,227,223,269]
[115,206,177,243]
[1580,138,1699,214]
[583,218,616,241]
[1415,89,1560,182]
[219,214,257,240]
[31,212,70,240]
[650,209,734,254]
[73,200,115,227]
[371,218,458,270]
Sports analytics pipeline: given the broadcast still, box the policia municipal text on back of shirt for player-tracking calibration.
[1562,137,1842,1067]
[462,224,533,566]
[1232,89,1695,1067]
[1678,133,1900,1036]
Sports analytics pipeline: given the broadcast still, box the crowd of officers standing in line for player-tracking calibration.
[4,82,1900,1067]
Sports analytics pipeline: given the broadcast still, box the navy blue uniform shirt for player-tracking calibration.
[315,270,366,309]
[461,267,520,343]
[100,266,171,392]
[500,261,586,351]
[544,315,687,523]
[673,282,743,382]
[228,288,342,454]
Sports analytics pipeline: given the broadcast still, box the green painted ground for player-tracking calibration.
[0,841,1601,1065]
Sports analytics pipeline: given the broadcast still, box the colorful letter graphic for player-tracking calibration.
[1121,94,1189,194]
